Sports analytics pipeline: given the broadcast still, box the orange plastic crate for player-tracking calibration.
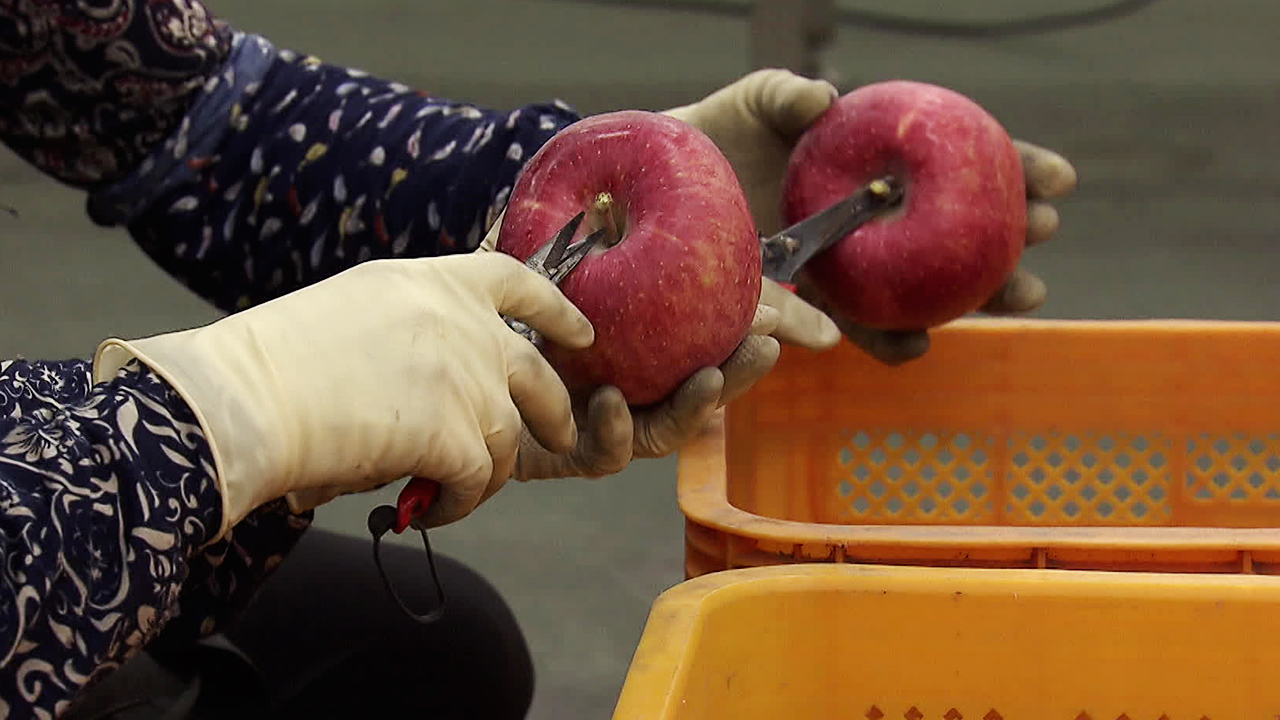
[679,318,1280,577]
[613,563,1280,719]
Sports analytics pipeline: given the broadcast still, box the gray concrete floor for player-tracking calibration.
[2,0,1279,717]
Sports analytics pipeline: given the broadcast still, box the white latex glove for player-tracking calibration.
[664,68,1078,364]
[92,253,594,538]
[476,217,781,480]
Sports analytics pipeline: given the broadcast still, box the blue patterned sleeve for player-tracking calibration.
[107,35,581,638]
[0,1,319,711]
[0,358,223,716]
[2,1,582,315]
[93,34,582,312]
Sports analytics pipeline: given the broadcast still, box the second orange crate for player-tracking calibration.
[679,318,1280,577]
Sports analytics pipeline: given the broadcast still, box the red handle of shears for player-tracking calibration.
[393,478,441,534]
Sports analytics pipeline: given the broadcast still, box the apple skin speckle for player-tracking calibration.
[496,110,761,406]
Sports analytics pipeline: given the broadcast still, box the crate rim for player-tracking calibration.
[648,561,1280,609]
[850,316,1280,333]
[613,562,1280,719]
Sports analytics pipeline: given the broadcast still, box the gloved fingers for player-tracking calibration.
[1013,139,1078,200]
[738,68,839,141]
[504,332,579,455]
[749,302,781,336]
[412,402,523,529]
[717,335,781,408]
[481,253,595,350]
[564,385,634,478]
[476,413,524,508]
[839,320,933,366]
[760,277,842,350]
[632,367,725,459]
[716,302,783,404]
[414,438,496,529]
[1026,200,1060,248]
[576,385,637,476]
[790,274,933,365]
[513,385,634,481]
[477,207,505,253]
[477,474,508,508]
[979,267,1048,315]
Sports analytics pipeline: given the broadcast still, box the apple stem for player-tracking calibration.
[590,191,625,248]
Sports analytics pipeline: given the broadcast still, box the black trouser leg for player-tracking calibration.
[222,527,535,719]
[66,527,535,720]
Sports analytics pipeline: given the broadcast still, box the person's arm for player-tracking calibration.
[0,252,594,718]
[3,0,576,650]
[0,0,313,666]
[79,24,580,313]
[82,16,787,497]
[0,357,224,715]
[0,0,231,189]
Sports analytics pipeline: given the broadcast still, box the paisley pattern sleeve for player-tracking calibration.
[0,2,316,714]
[100,33,582,312]
[0,358,223,718]
[0,0,232,189]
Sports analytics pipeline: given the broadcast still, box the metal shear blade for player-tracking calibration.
[524,211,607,282]
[506,212,605,340]
[525,211,583,275]
[547,230,605,284]
[760,176,904,283]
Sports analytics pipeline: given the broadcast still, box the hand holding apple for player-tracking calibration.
[663,68,1076,365]
[505,302,780,481]
[779,81,1077,363]
[661,69,844,351]
[476,109,783,478]
[776,134,1075,364]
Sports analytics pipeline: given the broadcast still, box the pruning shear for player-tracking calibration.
[364,176,902,623]
[759,175,904,289]
[365,211,608,624]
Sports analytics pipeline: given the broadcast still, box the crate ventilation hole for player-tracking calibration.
[837,430,1280,524]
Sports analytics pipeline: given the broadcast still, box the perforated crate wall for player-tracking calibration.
[679,320,1280,578]
[829,428,1280,526]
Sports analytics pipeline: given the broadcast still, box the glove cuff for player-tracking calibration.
[93,336,239,543]
[93,330,289,541]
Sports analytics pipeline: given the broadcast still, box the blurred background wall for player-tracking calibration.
[2,1,1277,716]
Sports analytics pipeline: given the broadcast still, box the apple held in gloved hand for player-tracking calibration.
[496,110,762,407]
[783,79,1027,331]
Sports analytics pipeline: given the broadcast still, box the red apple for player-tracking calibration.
[782,80,1026,331]
[496,110,762,406]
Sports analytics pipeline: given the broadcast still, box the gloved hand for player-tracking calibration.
[91,253,594,538]
[663,68,1078,364]
[509,303,780,480]
[476,216,782,479]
